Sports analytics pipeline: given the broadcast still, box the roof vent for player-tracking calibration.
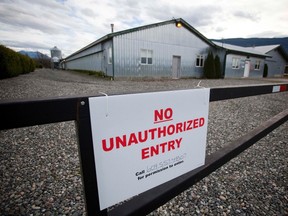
[111,24,114,33]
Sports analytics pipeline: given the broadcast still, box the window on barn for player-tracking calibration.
[254,60,260,70]
[141,49,153,65]
[108,47,112,64]
[232,58,240,69]
[196,55,204,67]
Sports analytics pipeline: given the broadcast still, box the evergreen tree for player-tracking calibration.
[263,64,268,77]
[203,51,215,79]
[214,55,222,78]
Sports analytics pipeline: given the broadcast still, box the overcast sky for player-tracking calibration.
[1,0,287,57]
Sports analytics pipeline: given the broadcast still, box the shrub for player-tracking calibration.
[29,58,35,72]
[0,45,35,79]
[0,45,21,78]
[19,54,30,74]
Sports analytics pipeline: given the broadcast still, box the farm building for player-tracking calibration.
[63,18,286,79]
[64,18,217,79]
[212,42,269,78]
[248,45,288,77]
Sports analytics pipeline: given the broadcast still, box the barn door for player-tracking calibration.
[172,56,181,79]
[243,60,250,77]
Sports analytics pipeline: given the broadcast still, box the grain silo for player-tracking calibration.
[50,46,62,69]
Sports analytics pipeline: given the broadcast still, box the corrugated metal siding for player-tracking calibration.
[113,23,211,78]
[265,49,286,77]
[66,43,102,61]
[65,52,102,71]
[225,54,264,78]
[65,43,104,72]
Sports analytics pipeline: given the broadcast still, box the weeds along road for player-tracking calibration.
[0,69,287,215]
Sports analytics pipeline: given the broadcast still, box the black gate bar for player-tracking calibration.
[0,83,287,216]
[0,83,287,130]
[0,97,81,130]
[209,83,287,101]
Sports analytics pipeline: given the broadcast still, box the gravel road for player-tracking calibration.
[0,69,287,215]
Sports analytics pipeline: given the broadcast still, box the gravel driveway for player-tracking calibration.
[0,69,287,215]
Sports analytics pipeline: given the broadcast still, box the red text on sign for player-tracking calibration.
[101,117,205,152]
[154,108,173,123]
[141,138,182,159]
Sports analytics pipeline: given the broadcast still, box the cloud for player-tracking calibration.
[215,26,226,33]
[142,2,221,28]
[81,8,97,17]
[233,11,260,22]
[0,0,287,56]
[248,30,288,38]
[186,5,222,27]
[0,0,72,35]
[123,17,144,28]
[1,39,50,50]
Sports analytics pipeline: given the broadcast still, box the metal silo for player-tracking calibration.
[50,46,62,69]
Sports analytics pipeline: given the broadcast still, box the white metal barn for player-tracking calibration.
[64,18,217,79]
[249,45,288,77]
[213,42,269,78]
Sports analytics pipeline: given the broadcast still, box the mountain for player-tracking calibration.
[18,50,50,59]
[211,37,288,54]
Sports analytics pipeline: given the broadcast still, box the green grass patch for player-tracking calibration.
[72,69,112,79]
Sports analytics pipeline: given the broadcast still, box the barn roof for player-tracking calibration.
[212,41,269,58]
[248,44,288,61]
[66,18,216,59]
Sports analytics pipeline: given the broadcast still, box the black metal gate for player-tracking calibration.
[1,83,287,216]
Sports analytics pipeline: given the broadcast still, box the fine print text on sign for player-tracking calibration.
[89,89,210,210]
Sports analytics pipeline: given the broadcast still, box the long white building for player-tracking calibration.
[64,18,287,79]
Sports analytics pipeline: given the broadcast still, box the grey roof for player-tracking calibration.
[247,44,288,61]
[212,41,269,58]
[66,18,216,59]
[108,18,216,46]
[249,44,280,53]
